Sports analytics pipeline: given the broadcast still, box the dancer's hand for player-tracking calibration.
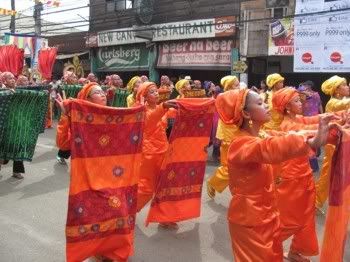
[55,93,66,115]
[307,114,336,149]
[163,101,178,109]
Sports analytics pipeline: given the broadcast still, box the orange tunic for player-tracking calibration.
[137,104,169,211]
[277,117,319,256]
[56,114,71,151]
[227,130,311,262]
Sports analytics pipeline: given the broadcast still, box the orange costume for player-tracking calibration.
[217,89,313,261]
[135,82,171,211]
[207,76,238,197]
[58,84,144,262]
[272,88,319,257]
[56,83,98,152]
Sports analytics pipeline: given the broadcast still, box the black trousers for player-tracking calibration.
[2,160,25,173]
[58,150,71,159]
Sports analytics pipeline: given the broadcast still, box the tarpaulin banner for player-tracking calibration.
[268,18,294,56]
[294,0,350,72]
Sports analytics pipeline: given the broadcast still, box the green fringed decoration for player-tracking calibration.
[111,89,130,108]
[16,85,51,92]
[0,90,14,139]
[0,90,49,162]
[17,85,51,133]
[61,84,83,99]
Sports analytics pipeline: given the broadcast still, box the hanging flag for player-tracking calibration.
[34,0,61,7]
[0,8,17,16]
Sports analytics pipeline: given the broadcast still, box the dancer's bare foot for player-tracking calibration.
[12,173,24,179]
[286,251,311,262]
[207,181,215,199]
[159,222,179,230]
[316,205,325,216]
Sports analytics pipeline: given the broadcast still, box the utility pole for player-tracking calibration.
[10,0,15,33]
[33,0,43,35]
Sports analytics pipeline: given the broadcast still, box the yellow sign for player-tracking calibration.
[232,61,248,73]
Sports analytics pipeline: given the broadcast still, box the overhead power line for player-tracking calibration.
[33,6,350,36]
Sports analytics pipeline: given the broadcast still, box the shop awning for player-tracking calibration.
[56,51,89,60]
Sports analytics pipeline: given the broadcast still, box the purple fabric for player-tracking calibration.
[210,111,220,146]
[302,92,322,116]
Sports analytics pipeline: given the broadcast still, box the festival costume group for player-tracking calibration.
[2,69,349,261]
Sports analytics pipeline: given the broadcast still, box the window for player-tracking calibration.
[106,0,134,11]
[269,7,287,18]
[114,0,134,11]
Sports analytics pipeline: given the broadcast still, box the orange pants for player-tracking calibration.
[278,175,319,256]
[229,218,283,262]
[207,143,230,193]
[316,144,335,208]
[137,153,165,212]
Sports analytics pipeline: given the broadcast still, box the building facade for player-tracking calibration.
[88,0,241,84]
[239,0,295,86]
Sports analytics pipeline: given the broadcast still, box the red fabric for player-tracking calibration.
[321,129,350,262]
[63,99,145,262]
[0,45,24,76]
[146,98,215,224]
[38,47,57,80]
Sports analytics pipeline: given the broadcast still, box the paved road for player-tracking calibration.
[0,125,349,262]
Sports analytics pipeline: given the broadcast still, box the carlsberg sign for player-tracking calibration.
[96,44,149,71]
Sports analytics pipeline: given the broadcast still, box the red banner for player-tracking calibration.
[0,45,24,76]
[38,47,57,80]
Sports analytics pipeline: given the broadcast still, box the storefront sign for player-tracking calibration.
[96,44,149,71]
[294,0,350,72]
[268,18,294,56]
[157,39,233,69]
[97,16,236,47]
[232,60,248,73]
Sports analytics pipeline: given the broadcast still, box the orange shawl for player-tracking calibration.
[64,99,145,262]
[321,129,350,262]
[146,98,215,224]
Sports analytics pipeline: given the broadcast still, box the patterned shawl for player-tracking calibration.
[146,98,215,224]
[64,99,145,262]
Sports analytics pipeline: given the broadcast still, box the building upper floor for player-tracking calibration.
[89,0,241,32]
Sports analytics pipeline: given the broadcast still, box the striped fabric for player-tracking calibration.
[64,99,145,262]
[146,98,215,224]
[0,89,48,161]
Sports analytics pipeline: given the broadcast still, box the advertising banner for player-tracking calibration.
[157,39,233,70]
[294,0,350,72]
[96,44,149,71]
[268,18,294,56]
